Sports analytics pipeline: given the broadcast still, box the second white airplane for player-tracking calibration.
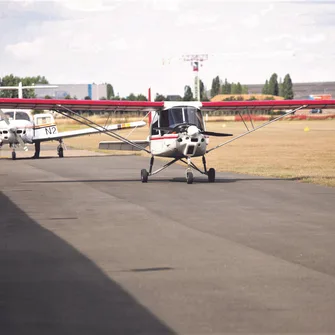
[0,109,145,160]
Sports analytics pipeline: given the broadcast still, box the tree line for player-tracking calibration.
[210,73,294,100]
[1,72,294,101]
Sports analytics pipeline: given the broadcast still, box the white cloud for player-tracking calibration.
[5,38,43,60]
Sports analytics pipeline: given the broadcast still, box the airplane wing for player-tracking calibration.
[200,99,335,111]
[35,121,146,142]
[1,98,335,153]
[200,99,335,153]
[0,98,164,111]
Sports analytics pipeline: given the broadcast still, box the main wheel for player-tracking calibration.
[141,169,148,183]
[58,147,64,158]
[208,168,215,183]
[12,151,16,160]
[186,171,193,184]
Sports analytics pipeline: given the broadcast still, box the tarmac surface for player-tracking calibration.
[1,145,335,334]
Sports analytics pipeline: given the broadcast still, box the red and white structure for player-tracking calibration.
[181,54,208,101]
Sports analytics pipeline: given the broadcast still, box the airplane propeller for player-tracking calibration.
[153,124,233,137]
[0,109,28,151]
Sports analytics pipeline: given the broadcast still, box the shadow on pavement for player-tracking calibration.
[0,192,175,335]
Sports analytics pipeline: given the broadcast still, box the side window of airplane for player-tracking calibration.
[151,114,159,135]
[5,112,14,120]
[15,112,31,121]
[151,120,159,135]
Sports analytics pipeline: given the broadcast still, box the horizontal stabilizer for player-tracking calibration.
[99,140,149,151]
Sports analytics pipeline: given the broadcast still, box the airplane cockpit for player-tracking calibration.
[151,106,204,135]
[0,110,32,122]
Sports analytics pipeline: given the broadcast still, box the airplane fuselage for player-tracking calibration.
[150,132,208,158]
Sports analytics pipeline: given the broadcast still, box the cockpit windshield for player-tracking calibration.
[0,111,31,122]
[159,107,204,131]
[15,112,31,121]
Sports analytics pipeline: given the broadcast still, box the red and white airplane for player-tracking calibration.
[0,97,334,183]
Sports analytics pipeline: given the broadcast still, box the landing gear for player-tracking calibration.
[185,157,194,184]
[186,171,194,184]
[33,141,40,159]
[141,169,148,183]
[208,168,215,183]
[139,155,216,184]
[57,139,64,158]
[12,150,16,160]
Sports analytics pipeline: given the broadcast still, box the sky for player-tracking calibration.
[0,0,335,98]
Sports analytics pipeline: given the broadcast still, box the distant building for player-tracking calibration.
[34,83,107,100]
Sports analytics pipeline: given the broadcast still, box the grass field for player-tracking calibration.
[58,119,335,187]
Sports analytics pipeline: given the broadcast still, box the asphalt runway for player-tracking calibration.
[1,151,335,334]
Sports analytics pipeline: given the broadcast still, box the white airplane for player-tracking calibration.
[0,97,334,183]
[0,108,145,159]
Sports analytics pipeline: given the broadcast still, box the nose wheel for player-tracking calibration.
[141,169,148,183]
[207,168,215,182]
[186,171,194,184]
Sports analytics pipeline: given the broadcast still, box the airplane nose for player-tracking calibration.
[187,125,199,136]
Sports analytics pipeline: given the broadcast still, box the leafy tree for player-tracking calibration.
[44,95,52,99]
[262,80,269,94]
[200,79,209,101]
[183,85,194,101]
[231,82,243,94]
[210,75,221,97]
[106,83,114,99]
[100,96,107,100]
[221,78,229,94]
[64,94,72,99]
[136,94,147,101]
[282,74,294,99]
[278,77,283,97]
[0,74,49,98]
[126,93,137,101]
[242,85,248,94]
[154,93,166,101]
[268,73,279,96]
[84,96,91,100]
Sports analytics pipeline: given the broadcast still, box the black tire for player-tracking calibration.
[58,147,64,158]
[141,169,148,183]
[208,168,215,183]
[186,171,193,184]
[12,151,16,160]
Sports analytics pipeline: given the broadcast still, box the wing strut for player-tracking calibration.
[54,104,151,153]
[206,105,307,154]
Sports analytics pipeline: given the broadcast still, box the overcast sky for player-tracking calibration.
[1,0,334,98]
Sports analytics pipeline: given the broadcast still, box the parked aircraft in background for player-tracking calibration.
[0,108,145,159]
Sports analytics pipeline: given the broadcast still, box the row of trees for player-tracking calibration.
[211,76,249,97]
[1,73,294,101]
[262,73,294,99]
[209,73,294,99]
